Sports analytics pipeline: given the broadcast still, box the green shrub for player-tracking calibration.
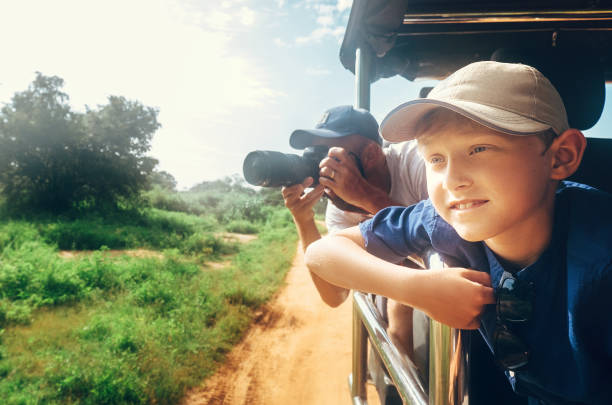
[42,221,128,250]
[0,301,7,328]
[26,209,217,251]
[225,220,258,234]
[0,222,41,253]
[146,187,191,213]
[48,361,147,404]
[133,276,178,314]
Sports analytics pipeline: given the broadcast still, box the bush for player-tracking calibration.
[42,221,129,250]
[145,181,281,228]
[146,187,191,213]
[0,222,41,253]
[225,220,258,234]
[30,209,218,251]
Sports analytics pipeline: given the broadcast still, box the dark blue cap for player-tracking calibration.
[290,105,381,149]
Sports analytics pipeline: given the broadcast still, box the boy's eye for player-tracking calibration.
[429,155,444,165]
[470,145,488,155]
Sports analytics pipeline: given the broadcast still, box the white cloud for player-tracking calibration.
[294,0,350,45]
[296,26,345,44]
[240,6,256,26]
[193,2,256,30]
[274,38,290,47]
[316,15,334,26]
[316,4,336,15]
[337,0,352,12]
[206,10,233,29]
[306,67,332,76]
[332,26,346,36]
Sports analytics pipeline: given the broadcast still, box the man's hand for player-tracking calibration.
[411,268,495,330]
[318,147,389,214]
[282,177,325,223]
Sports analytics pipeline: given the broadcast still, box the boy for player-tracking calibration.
[304,61,612,404]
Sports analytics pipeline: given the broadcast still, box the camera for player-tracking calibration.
[243,145,329,187]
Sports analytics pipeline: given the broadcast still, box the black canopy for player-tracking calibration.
[339,0,612,129]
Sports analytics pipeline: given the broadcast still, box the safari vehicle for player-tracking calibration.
[337,1,612,404]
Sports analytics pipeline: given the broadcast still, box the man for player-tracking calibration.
[282,105,428,404]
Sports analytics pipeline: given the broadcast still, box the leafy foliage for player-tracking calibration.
[0,204,297,404]
[149,170,177,191]
[0,73,160,212]
[143,174,311,229]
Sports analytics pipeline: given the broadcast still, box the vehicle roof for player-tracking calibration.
[340,0,612,81]
[340,0,612,129]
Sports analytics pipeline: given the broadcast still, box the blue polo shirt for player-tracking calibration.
[359,181,612,405]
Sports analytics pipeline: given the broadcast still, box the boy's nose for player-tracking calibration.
[443,158,473,191]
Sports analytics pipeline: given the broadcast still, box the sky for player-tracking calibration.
[0,0,610,190]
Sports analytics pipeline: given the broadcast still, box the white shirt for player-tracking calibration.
[325,140,428,233]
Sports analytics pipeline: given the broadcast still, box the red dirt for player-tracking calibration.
[218,233,258,244]
[182,244,380,405]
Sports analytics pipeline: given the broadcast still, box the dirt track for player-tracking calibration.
[183,244,380,405]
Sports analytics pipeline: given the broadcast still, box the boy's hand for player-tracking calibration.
[414,268,494,330]
[282,177,325,223]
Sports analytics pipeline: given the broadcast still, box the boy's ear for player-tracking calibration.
[549,129,587,180]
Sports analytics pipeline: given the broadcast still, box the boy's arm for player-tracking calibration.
[305,226,495,329]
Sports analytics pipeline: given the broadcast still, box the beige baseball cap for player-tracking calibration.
[380,61,569,142]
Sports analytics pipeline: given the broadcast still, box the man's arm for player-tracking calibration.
[304,226,495,329]
[282,177,325,249]
[282,177,349,307]
[319,147,400,214]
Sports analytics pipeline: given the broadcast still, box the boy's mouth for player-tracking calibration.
[449,199,488,210]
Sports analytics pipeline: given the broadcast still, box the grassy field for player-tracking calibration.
[0,186,298,404]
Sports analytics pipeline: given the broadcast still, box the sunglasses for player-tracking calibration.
[493,270,534,370]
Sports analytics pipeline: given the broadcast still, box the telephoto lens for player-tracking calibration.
[243,145,329,187]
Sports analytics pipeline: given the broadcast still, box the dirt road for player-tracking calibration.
[183,244,379,405]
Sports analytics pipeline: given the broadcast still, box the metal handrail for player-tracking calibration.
[425,254,471,405]
[351,291,428,405]
[349,252,471,405]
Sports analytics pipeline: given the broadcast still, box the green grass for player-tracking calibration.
[38,209,219,250]
[0,207,297,404]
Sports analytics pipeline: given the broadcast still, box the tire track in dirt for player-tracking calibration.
[182,243,380,405]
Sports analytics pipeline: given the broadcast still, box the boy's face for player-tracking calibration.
[416,115,557,246]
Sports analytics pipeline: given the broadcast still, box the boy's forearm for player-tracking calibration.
[305,232,495,329]
[308,271,349,307]
[304,233,417,305]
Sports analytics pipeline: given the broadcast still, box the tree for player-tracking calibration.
[190,174,255,195]
[0,72,160,211]
[150,170,177,191]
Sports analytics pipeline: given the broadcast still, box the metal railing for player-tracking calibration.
[348,252,471,405]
